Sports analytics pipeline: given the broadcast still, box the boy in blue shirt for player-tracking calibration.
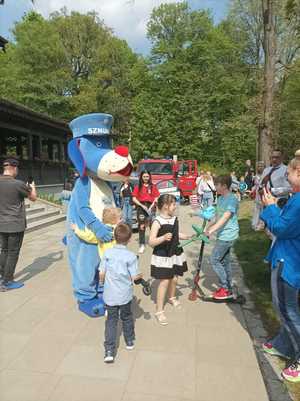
[205,175,239,300]
[99,223,141,363]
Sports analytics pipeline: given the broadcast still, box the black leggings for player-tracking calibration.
[0,232,24,283]
[137,202,151,245]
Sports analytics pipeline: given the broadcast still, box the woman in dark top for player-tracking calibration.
[132,170,160,254]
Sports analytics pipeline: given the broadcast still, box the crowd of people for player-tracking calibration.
[0,150,300,382]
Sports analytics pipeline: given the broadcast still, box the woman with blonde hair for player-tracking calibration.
[197,173,215,208]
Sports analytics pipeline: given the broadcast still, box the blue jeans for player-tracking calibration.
[104,301,135,354]
[270,263,300,361]
[202,193,214,208]
[122,198,132,226]
[210,240,234,290]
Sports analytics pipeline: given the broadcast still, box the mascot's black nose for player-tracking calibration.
[115,145,129,158]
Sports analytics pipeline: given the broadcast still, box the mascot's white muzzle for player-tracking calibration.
[97,145,133,181]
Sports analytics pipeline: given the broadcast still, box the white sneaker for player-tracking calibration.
[104,351,114,363]
[126,341,135,350]
[138,245,145,254]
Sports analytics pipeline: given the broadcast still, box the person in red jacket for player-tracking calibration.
[132,170,160,254]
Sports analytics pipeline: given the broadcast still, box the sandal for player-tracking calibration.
[168,297,182,309]
[155,311,168,325]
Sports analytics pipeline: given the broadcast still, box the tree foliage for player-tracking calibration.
[131,3,257,171]
[0,10,137,138]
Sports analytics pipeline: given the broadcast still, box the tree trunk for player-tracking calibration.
[258,0,276,165]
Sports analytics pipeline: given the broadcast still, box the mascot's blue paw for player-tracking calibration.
[78,296,105,318]
[5,281,25,290]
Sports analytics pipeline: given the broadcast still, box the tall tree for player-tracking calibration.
[228,0,300,163]
[259,0,277,164]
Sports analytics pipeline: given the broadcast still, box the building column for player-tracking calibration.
[27,134,33,160]
[59,141,64,161]
[27,134,34,179]
[38,135,42,159]
[0,133,5,155]
[16,135,22,158]
[38,135,43,183]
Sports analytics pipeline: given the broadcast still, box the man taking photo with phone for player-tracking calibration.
[0,158,37,291]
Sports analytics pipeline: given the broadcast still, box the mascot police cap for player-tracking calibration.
[69,113,113,138]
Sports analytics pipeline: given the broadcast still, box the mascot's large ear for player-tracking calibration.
[68,138,86,177]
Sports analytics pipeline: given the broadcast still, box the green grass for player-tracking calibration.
[234,200,278,335]
[234,200,300,400]
[234,200,279,335]
[38,193,62,206]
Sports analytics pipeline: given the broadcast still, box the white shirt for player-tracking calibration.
[197,179,215,195]
[261,164,291,191]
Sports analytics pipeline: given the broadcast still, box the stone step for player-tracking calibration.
[26,214,66,233]
[26,206,46,216]
[24,199,65,232]
[27,209,60,224]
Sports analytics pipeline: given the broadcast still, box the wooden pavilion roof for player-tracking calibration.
[0,98,71,137]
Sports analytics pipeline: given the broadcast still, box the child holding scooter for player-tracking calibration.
[204,175,239,300]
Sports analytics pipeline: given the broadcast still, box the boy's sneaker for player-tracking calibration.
[138,245,145,254]
[126,341,135,350]
[281,362,300,383]
[212,287,233,300]
[0,283,8,292]
[262,342,288,358]
[104,351,114,363]
[5,281,24,290]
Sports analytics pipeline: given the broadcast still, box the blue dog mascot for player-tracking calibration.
[67,113,133,317]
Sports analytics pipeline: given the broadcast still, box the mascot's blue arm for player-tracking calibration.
[74,177,108,240]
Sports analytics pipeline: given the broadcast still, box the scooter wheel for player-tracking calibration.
[142,285,152,296]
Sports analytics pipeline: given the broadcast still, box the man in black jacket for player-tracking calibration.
[0,158,37,291]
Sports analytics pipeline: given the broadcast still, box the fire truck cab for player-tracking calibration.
[136,158,198,201]
[177,159,198,201]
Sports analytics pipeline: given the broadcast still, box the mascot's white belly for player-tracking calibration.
[89,178,115,220]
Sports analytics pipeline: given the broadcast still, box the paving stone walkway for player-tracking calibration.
[0,205,271,401]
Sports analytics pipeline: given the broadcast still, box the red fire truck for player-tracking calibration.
[135,158,198,201]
